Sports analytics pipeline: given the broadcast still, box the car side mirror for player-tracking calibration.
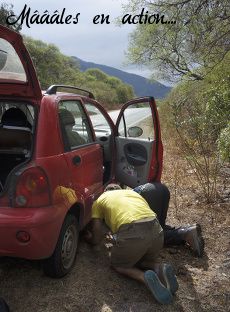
[0,49,7,71]
[128,126,143,138]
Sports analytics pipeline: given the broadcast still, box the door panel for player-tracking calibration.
[115,97,162,187]
[124,143,147,166]
[115,137,153,188]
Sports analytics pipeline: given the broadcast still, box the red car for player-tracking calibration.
[0,25,163,277]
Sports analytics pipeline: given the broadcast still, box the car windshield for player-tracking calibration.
[85,103,112,135]
[0,38,26,83]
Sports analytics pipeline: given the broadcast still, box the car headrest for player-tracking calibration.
[59,109,75,126]
[1,107,31,128]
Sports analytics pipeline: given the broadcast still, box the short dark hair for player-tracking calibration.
[104,184,122,191]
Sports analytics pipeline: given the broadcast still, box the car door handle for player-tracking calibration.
[72,155,81,166]
[126,153,146,166]
[99,136,108,142]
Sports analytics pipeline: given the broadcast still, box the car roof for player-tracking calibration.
[42,90,89,98]
[44,85,95,99]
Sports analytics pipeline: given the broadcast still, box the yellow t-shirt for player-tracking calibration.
[92,189,156,233]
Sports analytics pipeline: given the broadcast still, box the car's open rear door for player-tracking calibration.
[115,97,163,188]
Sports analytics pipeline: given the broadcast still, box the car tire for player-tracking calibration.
[43,214,79,278]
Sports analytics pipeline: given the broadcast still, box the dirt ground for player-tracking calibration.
[0,143,229,312]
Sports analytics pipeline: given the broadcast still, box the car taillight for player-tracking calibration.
[14,167,51,207]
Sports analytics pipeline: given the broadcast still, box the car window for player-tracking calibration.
[84,103,112,136]
[0,38,26,83]
[58,100,93,151]
[0,102,34,129]
[118,102,155,140]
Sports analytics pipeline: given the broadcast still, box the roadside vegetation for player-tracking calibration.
[160,52,230,203]
[125,0,230,203]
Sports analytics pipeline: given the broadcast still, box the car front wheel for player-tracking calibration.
[43,214,79,278]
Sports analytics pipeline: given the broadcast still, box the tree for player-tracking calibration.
[85,68,108,82]
[86,68,135,105]
[124,0,230,81]
[0,3,21,32]
[24,37,83,89]
[160,51,230,202]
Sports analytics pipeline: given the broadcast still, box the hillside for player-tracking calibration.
[24,37,134,108]
[71,56,171,99]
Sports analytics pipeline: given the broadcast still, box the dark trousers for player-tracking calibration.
[134,183,185,246]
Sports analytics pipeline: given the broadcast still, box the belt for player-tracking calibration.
[132,216,156,223]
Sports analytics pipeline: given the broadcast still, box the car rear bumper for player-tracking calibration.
[0,205,64,259]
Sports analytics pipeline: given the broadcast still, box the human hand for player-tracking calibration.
[105,232,114,243]
[84,230,93,243]
[105,232,115,249]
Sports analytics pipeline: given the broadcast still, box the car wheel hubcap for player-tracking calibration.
[61,224,77,270]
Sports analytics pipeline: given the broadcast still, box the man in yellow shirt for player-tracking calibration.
[85,186,178,305]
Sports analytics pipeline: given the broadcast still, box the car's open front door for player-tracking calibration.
[115,97,163,188]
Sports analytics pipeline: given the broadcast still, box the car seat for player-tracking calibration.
[1,107,31,129]
[0,108,32,191]
[0,107,32,150]
[58,109,86,150]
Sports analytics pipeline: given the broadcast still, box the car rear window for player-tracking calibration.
[0,102,35,130]
[0,38,26,83]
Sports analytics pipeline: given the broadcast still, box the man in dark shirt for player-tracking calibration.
[133,183,205,257]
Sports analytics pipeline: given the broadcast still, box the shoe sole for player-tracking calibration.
[162,264,179,294]
[193,224,205,257]
[144,270,173,304]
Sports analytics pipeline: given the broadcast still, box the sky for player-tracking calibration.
[9,0,153,78]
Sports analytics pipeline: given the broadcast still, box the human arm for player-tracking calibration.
[84,218,104,245]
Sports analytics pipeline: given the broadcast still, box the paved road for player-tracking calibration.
[90,107,150,133]
[73,107,151,137]
[109,107,150,126]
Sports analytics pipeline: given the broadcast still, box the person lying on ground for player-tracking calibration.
[84,188,178,305]
[133,183,205,257]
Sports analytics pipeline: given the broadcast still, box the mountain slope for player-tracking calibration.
[71,57,171,99]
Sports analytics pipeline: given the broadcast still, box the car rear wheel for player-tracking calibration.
[43,214,79,278]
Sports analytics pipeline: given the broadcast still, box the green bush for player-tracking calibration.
[159,52,230,202]
[218,123,230,162]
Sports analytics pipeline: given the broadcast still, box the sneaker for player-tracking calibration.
[144,270,173,304]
